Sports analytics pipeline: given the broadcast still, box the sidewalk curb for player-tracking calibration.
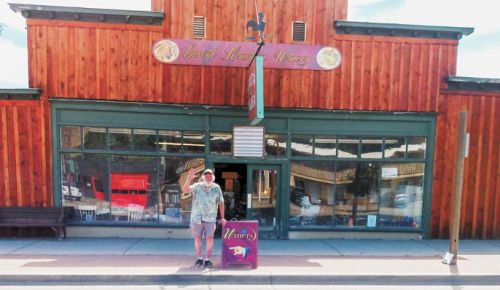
[1,275,500,286]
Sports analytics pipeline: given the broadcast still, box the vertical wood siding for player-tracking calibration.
[432,93,500,239]
[0,101,52,208]
[27,20,164,102]
[26,22,458,113]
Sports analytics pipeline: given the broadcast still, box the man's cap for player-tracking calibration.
[202,168,214,175]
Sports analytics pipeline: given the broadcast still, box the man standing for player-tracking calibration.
[183,168,226,268]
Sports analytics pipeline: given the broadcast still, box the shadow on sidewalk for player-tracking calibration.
[2,255,456,270]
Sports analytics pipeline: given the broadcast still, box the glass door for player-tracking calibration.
[246,165,280,239]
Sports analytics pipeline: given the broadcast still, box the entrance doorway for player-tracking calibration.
[213,163,247,221]
[213,163,280,239]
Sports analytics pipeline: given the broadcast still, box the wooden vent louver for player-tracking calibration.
[193,16,206,39]
[292,21,306,42]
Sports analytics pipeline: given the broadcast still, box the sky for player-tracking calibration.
[0,0,499,88]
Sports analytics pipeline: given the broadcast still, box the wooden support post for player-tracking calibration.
[443,111,468,265]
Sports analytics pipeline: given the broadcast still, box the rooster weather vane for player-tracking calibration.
[246,1,272,45]
[246,12,266,42]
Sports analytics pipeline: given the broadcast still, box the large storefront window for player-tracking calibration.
[289,134,427,230]
[289,161,335,227]
[58,112,431,234]
[60,126,206,225]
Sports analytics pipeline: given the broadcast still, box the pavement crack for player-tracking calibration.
[321,240,343,255]
[123,238,142,255]
[8,239,42,254]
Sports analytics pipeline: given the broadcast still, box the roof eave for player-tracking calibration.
[445,76,500,92]
[335,20,474,40]
[8,3,164,26]
[0,88,42,100]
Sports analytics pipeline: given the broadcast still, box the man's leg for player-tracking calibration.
[194,235,203,257]
[190,222,204,267]
[203,222,216,268]
[205,236,214,258]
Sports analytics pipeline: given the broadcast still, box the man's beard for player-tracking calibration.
[202,175,214,187]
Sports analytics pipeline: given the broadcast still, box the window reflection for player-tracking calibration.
[338,137,359,158]
[158,130,181,153]
[314,135,337,157]
[360,138,383,159]
[265,134,286,156]
[384,137,406,159]
[60,126,81,149]
[83,127,106,150]
[333,162,423,229]
[210,132,232,155]
[109,128,132,151]
[110,155,158,223]
[291,135,313,156]
[159,157,205,224]
[289,161,335,228]
[378,163,424,228]
[407,137,426,159]
[134,129,157,151]
[333,162,379,227]
[61,153,110,222]
[250,169,277,231]
[183,131,205,154]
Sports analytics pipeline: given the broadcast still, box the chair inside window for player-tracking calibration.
[300,196,320,216]
[128,204,144,222]
[78,205,97,222]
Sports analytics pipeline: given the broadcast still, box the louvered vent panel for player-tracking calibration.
[292,21,306,43]
[233,126,264,157]
[193,16,206,39]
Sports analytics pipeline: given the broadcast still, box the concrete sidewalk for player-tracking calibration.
[0,238,499,285]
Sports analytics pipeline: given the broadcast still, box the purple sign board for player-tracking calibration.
[153,39,341,70]
[221,220,258,269]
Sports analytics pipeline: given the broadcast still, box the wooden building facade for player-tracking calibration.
[1,0,498,239]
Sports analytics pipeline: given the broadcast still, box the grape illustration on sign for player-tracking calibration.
[152,40,180,63]
[316,46,342,70]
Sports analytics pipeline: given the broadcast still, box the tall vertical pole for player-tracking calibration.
[253,0,264,42]
[443,111,468,265]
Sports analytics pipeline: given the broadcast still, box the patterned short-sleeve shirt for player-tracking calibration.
[189,182,224,224]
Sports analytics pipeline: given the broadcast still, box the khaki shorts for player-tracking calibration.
[190,221,216,238]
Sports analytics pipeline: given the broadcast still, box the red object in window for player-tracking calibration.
[91,173,149,207]
[110,173,149,207]
[92,177,106,201]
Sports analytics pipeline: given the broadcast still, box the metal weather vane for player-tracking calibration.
[246,0,273,66]
[246,11,266,43]
[246,0,273,45]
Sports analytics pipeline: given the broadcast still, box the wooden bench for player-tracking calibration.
[0,207,67,240]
